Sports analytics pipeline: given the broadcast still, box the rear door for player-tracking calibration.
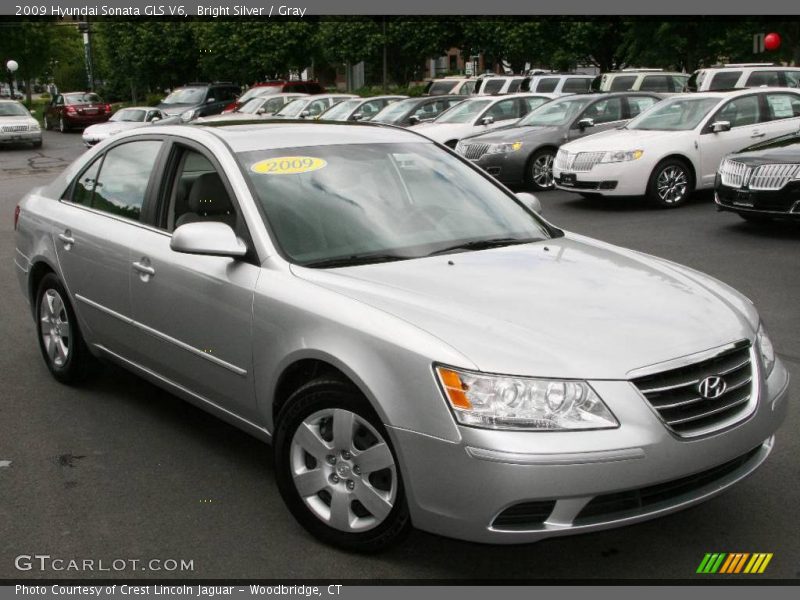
[53,138,166,355]
[126,140,261,421]
[758,91,800,141]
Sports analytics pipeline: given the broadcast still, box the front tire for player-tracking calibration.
[646,159,692,208]
[35,273,93,384]
[527,148,556,191]
[274,378,411,552]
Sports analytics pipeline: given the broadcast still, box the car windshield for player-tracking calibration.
[238,98,265,114]
[434,99,493,123]
[0,102,29,117]
[239,142,551,267]
[110,108,146,122]
[371,100,415,123]
[65,93,101,105]
[162,88,205,104]
[275,98,309,117]
[428,81,457,95]
[320,99,360,120]
[627,97,719,131]
[518,97,591,126]
[238,86,278,103]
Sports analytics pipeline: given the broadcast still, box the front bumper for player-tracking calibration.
[389,357,789,544]
[715,178,800,220]
[553,161,650,196]
[0,130,41,144]
[468,151,527,184]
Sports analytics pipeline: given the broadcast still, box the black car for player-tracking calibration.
[156,82,240,122]
[370,95,467,127]
[716,132,800,222]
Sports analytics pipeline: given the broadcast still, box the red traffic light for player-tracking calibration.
[765,32,781,51]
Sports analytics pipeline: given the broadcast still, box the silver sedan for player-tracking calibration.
[14,121,789,551]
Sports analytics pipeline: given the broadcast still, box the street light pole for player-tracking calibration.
[6,59,19,99]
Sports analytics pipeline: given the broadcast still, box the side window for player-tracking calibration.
[55,95,64,106]
[708,71,742,90]
[535,78,559,93]
[785,71,800,88]
[482,79,504,94]
[627,96,658,117]
[562,78,591,93]
[582,97,624,124]
[70,157,103,207]
[609,76,636,91]
[461,81,476,95]
[523,96,550,112]
[746,71,780,87]
[671,75,689,92]
[715,95,760,127]
[167,149,237,232]
[358,99,384,117]
[507,79,523,93]
[306,99,330,116]
[263,97,285,114]
[483,99,518,122]
[764,93,800,120]
[91,141,163,221]
[639,76,671,92]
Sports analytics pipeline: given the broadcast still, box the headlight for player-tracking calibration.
[486,141,523,154]
[29,122,41,131]
[436,366,618,431]
[756,322,775,377]
[180,109,197,122]
[600,149,644,163]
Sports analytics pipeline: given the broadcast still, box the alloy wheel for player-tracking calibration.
[656,165,689,204]
[289,408,397,533]
[532,152,555,189]
[39,289,71,368]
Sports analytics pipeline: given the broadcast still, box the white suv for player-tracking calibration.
[522,74,594,96]
[592,70,689,93]
[688,64,800,92]
[552,87,800,206]
[474,75,526,95]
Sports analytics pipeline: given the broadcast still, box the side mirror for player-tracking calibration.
[352,112,364,121]
[257,107,267,115]
[170,222,247,258]
[150,116,160,123]
[481,115,495,126]
[30,109,36,115]
[516,192,542,214]
[408,115,421,125]
[300,110,311,118]
[206,97,216,104]
[711,120,731,133]
[578,117,595,130]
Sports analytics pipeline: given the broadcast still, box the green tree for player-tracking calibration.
[0,20,55,103]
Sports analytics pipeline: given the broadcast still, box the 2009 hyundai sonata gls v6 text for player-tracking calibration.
[14,121,789,551]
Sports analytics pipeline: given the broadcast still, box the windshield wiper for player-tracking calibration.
[426,237,536,257]
[303,253,411,269]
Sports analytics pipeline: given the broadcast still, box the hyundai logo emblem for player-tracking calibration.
[698,375,727,399]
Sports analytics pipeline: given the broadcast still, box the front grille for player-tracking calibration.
[458,142,490,160]
[555,149,605,172]
[632,343,754,437]
[492,500,556,530]
[574,445,762,524]
[1,124,30,133]
[719,159,749,188]
[749,163,800,191]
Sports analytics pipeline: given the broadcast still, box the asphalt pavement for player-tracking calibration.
[1,130,798,580]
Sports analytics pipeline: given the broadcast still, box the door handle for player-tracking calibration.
[132,260,156,279]
[751,132,766,138]
[58,231,75,247]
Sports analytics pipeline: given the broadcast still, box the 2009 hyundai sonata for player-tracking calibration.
[14,120,789,551]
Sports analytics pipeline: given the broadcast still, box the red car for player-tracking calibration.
[44,92,112,133]
[222,80,325,113]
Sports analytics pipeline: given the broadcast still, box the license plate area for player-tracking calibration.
[732,190,754,207]
[561,173,577,185]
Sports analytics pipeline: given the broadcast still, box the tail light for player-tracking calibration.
[104,104,112,113]
[14,205,20,231]
[65,106,76,114]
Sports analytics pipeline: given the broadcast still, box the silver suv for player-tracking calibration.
[15,121,788,551]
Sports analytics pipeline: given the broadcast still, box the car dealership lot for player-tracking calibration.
[1,130,798,578]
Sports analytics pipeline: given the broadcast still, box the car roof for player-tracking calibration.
[191,121,431,152]
[674,87,800,99]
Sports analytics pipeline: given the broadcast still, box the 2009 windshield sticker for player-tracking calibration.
[250,156,327,175]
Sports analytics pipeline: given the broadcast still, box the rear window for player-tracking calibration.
[708,71,742,90]
[609,76,636,91]
[507,78,523,93]
[639,76,671,92]
[535,78,560,93]
[745,71,781,87]
[65,93,101,105]
[481,79,505,94]
[562,78,591,93]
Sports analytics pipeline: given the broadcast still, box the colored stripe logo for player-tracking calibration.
[696,553,773,574]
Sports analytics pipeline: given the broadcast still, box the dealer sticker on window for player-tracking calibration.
[250,156,327,175]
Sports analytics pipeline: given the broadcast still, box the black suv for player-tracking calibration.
[156,82,240,122]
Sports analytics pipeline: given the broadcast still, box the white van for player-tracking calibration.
[688,64,800,92]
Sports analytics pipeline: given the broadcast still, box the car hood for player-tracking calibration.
[730,145,800,165]
[292,234,757,379]
[462,125,563,144]
[83,121,142,136]
[156,102,196,115]
[562,128,686,152]
[411,122,474,143]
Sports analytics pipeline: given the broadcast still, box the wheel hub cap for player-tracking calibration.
[40,289,70,368]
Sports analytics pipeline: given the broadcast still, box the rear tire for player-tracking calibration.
[526,148,556,191]
[59,116,67,133]
[274,377,411,552]
[34,273,94,384]
[646,159,693,208]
